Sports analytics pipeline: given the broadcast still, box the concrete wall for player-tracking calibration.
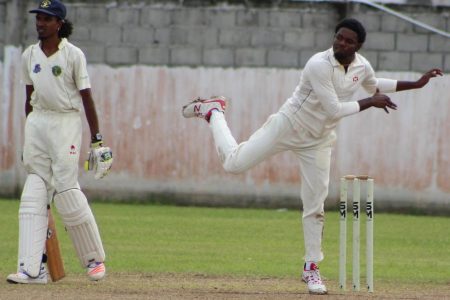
[1,46,449,213]
[0,1,449,213]
[0,1,449,72]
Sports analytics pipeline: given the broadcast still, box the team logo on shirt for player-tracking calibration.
[40,0,52,8]
[33,64,41,73]
[352,76,359,82]
[69,145,77,155]
[52,65,62,77]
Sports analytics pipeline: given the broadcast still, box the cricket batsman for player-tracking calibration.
[7,0,113,284]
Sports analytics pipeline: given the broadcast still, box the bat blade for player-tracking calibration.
[46,205,65,282]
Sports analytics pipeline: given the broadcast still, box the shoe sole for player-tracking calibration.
[182,97,227,118]
[182,97,203,117]
[89,275,105,281]
[6,278,47,284]
[309,290,328,295]
[6,279,18,284]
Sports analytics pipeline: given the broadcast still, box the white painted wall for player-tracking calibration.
[1,47,449,212]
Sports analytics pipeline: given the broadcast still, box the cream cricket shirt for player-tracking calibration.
[279,48,397,138]
[22,38,91,112]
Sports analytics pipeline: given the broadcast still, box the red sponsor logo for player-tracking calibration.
[70,145,77,155]
[353,76,359,82]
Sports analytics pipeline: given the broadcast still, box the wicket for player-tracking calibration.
[339,175,374,293]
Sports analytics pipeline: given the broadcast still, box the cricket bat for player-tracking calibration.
[46,205,65,282]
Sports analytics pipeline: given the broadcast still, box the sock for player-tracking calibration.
[208,109,222,123]
[304,262,318,271]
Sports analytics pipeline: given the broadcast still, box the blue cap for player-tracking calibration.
[29,0,66,20]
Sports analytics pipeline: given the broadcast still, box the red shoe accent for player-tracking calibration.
[204,99,227,122]
[304,262,318,271]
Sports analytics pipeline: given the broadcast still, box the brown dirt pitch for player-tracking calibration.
[2,273,450,299]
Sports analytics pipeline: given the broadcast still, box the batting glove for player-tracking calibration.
[84,136,113,179]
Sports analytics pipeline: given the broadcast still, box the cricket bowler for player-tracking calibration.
[182,18,442,294]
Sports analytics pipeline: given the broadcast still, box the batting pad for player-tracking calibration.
[54,189,105,267]
[18,174,48,277]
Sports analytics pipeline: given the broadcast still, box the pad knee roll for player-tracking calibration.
[19,174,48,277]
[54,189,105,267]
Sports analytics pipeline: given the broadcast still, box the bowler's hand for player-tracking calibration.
[371,90,397,113]
[416,68,443,88]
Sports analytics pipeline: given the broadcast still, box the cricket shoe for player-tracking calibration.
[301,263,327,295]
[87,261,106,281]
[6,265,48,284]
[182,96,227,122]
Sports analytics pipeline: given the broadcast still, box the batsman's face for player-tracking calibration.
[35,13,61,40]
[333,27,361,62]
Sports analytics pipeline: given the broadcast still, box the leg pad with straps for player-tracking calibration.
[18,174,48,277]
[54,189,105,267]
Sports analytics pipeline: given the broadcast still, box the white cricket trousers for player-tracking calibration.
[209,111,336,263]
[23,110,82,193]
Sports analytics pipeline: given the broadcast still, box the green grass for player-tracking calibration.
[1,198,449,285]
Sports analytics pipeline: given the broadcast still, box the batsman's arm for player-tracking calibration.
[80,88,100,140]
[46,205,65,282]
[25,85,34,117]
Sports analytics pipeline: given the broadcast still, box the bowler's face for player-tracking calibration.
[333,27,361,61]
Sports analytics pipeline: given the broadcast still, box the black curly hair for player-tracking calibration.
[58,19,73,38]
[335,18,366,44]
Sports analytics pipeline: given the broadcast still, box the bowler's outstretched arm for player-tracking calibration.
[396,68,443,91]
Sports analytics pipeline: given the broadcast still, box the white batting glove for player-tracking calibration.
[84,140,113,179]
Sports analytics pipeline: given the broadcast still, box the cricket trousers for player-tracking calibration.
[209,111,336,263]
[23,109,82,193]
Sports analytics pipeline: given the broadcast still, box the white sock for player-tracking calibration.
[209,109,223,123]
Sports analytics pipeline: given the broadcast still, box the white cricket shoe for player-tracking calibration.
[6,265,48,284]
[301,263,327,295]
[87,261,106,281]
[182,96,227,122]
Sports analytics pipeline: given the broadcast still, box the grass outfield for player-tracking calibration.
[1,198,449,294]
